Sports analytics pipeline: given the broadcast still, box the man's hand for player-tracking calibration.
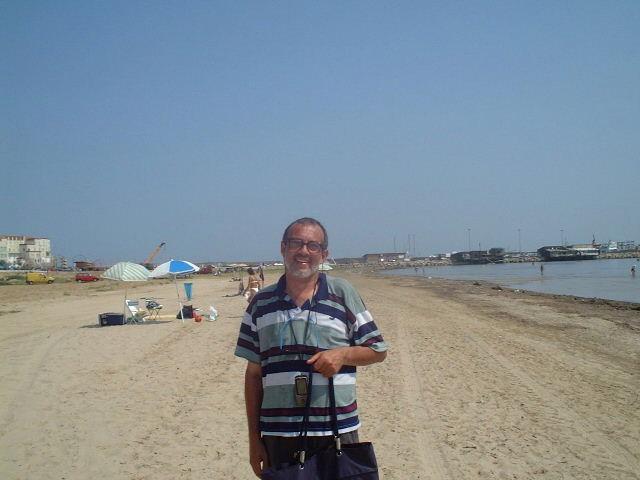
[306,348,348,378]
[249,436,269,477]
[307,346,387,378]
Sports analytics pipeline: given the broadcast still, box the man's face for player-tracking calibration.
[280,223,328,279]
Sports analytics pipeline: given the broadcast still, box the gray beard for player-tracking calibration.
[285,259,319,278]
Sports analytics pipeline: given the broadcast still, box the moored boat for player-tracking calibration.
[537,245,599,262]
[451,248,505,265]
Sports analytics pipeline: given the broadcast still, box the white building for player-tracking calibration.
[599,240,637,253]
[616,240,636,251]
[0,235,52,268]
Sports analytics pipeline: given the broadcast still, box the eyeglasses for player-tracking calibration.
[284,238,324,253]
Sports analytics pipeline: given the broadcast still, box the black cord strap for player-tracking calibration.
[296,372,344,466]
[297,368,314,463]
[328,377,342,453]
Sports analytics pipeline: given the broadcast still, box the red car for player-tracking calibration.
[75,273,100,282]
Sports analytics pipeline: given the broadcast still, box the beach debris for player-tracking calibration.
[207,305,218,321]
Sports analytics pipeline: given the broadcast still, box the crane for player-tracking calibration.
[142,242,166,270]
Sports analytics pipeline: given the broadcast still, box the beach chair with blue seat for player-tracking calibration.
[125,299,148,324]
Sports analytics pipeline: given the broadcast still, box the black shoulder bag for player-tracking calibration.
[261,371,379,480]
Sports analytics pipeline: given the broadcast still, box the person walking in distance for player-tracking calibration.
[234,217,387,477]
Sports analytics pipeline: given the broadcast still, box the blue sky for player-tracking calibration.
[2,1,639,263]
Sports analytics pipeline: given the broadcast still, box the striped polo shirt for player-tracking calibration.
[234,273,387,437]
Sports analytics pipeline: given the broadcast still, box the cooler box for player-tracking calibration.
[99,312,125,326]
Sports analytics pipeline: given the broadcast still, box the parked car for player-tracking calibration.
[26,272,55,285]
[75,273,100,283]
[196,265,215,274]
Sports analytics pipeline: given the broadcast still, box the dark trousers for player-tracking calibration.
[263,430,360,468]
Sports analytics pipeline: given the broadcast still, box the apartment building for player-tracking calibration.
[0,235,52,268]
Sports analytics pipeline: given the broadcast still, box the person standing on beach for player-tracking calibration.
[258,264,265,288]
[234,217,387,477]
[243,267,261,303]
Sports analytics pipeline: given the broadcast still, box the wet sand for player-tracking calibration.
[0,271,638,479]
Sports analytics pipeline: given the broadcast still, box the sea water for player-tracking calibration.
[384,258,640,304]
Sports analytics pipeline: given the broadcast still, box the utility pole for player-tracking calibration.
[467,228,471,252]
[518,228,522,255]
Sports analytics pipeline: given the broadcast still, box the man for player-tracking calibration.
[234,217,387,477]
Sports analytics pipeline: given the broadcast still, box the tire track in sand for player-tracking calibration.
[367,280,452,480]
[358,274,640,479]
[459,326,640,476]
[394,280,640,478]
[393,316,453,480]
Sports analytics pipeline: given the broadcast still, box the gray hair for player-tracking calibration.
[281,217,329,249]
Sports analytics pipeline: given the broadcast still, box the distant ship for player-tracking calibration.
[537,245,599,262]
[451,248,505,265]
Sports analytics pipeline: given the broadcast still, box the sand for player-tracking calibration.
[0,271,638,479]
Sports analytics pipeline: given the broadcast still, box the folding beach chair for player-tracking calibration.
[125,299,148,324]
[144,298,163,320]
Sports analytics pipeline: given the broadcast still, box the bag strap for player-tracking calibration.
[328,377,342,453]
[296,367,314,460]
[296,371,343,465]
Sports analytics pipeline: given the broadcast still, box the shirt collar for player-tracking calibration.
[275,272,329,304]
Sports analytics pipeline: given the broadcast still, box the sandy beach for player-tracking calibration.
[0,271,638,480]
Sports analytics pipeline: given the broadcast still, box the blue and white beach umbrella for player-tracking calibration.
[149,260,200,322]
[148,259,199,278]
